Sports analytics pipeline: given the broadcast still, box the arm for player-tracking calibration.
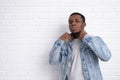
[82,34,112,61]
[49,32,72,65]
[49,39,65,65]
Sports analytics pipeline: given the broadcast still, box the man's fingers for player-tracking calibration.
[60,32,72,41]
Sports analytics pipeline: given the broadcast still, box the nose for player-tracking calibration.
[71,21,76,27]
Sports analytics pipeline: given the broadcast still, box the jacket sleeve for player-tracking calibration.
[82,34,112,61]
[49,39,65,65]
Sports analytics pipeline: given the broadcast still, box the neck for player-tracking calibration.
[71,32,80,39]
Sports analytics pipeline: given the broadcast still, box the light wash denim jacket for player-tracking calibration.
[49,34,111,80]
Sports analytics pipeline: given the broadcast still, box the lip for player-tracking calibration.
[71,29,76,31]
[71,28,76,30]
[71,29,77,32]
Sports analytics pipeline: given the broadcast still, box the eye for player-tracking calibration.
[76,20,80,23]
[69,20,73,24]
[75,19,81,22]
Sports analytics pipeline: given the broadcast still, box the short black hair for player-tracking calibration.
[70,12,85,22]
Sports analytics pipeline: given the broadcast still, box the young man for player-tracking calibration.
[49,12,111,80]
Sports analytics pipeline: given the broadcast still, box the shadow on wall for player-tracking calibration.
[40,24,69,80]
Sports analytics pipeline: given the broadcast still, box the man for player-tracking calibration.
[49,12,111,80]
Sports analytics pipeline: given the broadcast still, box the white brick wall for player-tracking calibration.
[0,0,120,80]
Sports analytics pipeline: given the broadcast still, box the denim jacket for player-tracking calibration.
[49,34,111,80]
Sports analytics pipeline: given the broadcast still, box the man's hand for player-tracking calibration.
[59,32,72,41]
[78,31,87,40]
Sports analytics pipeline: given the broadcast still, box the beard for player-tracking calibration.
[71,31,81,39]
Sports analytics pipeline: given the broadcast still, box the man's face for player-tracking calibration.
[69,15,86,33]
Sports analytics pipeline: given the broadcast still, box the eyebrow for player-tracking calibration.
[68,19,72,21]
[69,19,81,21]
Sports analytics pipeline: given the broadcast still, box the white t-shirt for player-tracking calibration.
[67,39,84,80]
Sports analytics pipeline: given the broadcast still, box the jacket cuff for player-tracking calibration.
[55,39,65,46]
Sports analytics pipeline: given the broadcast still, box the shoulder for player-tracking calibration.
[82,34,103,42]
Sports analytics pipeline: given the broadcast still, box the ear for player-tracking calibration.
[82,22,86,30]
[83,22,86,27]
